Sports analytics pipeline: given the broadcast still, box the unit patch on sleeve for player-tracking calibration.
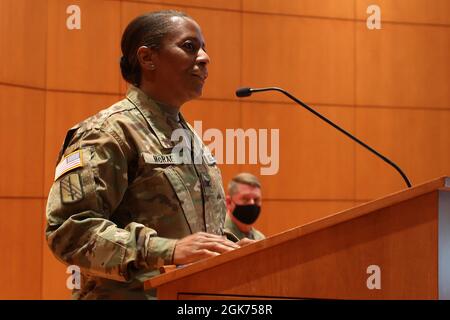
[60,172,84,203]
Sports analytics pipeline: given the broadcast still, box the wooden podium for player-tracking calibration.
[145,176,450,300]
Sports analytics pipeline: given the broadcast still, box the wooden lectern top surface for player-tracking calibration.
[145,176,449,290]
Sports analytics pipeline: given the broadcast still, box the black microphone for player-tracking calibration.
[236,87,252,97]
[235,86,412,188]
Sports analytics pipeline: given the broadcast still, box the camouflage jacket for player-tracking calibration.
[224,214,265,241]
[45,85,226,299]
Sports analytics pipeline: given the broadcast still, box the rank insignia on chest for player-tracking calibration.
[203,152,216,165]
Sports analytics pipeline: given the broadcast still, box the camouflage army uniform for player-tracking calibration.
[224,214,265,241]
[46,85,226,299]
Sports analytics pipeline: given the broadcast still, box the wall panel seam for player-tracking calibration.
[353,0,357,204]
[1,82,447,111]
[40,0,50,299]
[2,81,448,111]
[107,0,450,28]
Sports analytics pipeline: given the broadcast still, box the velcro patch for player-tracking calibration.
[54,150,83,181]
[60,172,84,203]
[143,152,183,165]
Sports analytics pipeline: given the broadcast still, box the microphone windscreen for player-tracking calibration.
[235,87,252,97]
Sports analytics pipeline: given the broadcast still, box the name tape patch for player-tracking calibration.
[54,150,83,181]
[143,152,183,164]
[143,151,216,165]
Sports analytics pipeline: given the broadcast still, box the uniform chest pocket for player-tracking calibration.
[130,151,182,187]
[163,167,205,234]
[127,153,203,233]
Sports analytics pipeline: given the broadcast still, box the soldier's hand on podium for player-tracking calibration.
[237,237,257,247]
[173,232,240,265]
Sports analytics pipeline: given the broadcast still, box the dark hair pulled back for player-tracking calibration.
[120,10,189,86]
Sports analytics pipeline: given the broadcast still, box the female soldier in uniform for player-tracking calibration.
[46,10,240,299]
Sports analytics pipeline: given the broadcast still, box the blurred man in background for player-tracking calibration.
[224,173,266,241]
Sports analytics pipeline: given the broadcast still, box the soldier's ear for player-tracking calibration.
[225,195,232,210]
[137,46,156,71]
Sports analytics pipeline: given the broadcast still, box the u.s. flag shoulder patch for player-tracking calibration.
[54,150,83,181]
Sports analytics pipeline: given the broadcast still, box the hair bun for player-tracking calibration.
[120,56,130,73]
[120,56,135,84]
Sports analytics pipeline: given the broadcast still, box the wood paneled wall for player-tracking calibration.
[0,0,448,299]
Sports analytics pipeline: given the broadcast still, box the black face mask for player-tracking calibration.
[231,203,261,225]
